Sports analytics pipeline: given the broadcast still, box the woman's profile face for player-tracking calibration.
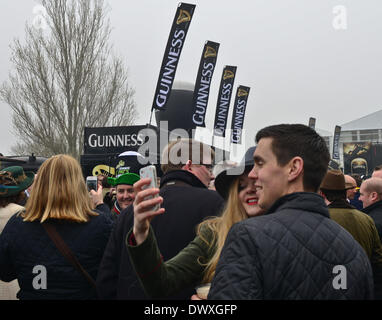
[238,174,265,217]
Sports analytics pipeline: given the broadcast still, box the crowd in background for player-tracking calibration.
[1,124,382,300]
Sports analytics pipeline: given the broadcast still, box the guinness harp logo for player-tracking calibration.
[204,46,217,58]
[176,10,191,24]
[238,89,248,97]
[223,70,235,80]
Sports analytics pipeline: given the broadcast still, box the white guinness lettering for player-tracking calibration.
[231,99,247,142]
[214,83,232,134]
[88,133,145,149]
[155,29,185,108]
[192,62,215,125]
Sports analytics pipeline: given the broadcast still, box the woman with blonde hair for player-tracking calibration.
[126,146,265,298]
[0,154,113,299]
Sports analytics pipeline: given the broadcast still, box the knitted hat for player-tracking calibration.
[0,166,34,197]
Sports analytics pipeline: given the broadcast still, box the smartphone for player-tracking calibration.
[139,165,160,211]
[86,176,98,192]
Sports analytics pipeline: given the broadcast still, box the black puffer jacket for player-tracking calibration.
[0,212,113,300]
[209,192,374,300]
[96,170,224,299]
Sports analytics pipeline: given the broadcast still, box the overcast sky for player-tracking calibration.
[1,0,381,158]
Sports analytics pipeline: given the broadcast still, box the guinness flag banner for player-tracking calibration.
[191,40,220,127]
[230,86,250,144]
[213,65,237,137]
[332,125,341,161]
[308,117,316,130]
[152,3,196,111]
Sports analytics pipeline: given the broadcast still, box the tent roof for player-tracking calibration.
[341,109,382,131]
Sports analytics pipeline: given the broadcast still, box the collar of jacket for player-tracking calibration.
[266,192,330,218]
[362,199,382,214]
[113,201,122,215]
[160,170,206,189]
[328,199,355,209]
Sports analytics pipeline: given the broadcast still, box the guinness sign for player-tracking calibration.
[191,40,220,127]
[83,126,149,155]
[152,3,196,111]
[230,86,250,144]
[213,65,237,137]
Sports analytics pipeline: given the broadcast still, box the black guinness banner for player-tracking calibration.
[332,125,341,161]
[308,117,316,130]
[83,126,149,155]
[230,86,250,144]
[191,40,220,127]
[152,3,196,111]
[213,65,237,137]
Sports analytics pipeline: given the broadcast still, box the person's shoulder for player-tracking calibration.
[194,188,224,202]
[89,210,114,229]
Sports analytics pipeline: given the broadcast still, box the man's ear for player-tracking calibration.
[183,160,193,172]
[371,191,379,202]
[287,156,304,182]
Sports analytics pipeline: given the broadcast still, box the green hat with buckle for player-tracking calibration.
[0,166,35,197]
[107,170,140,187]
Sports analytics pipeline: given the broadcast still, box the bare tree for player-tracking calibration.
[0,0,137,159]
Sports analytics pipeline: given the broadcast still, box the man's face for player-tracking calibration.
[248,137,290,210]
[116,184,135,210]
[359,183,374,208]
[191,155,214,188]
[345,176,357,200]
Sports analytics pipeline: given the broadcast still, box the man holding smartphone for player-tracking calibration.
[97,139,224,299]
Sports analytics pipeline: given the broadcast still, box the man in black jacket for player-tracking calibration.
[209,124,374,300]
[361,177,382,240]
[96,139,224,299]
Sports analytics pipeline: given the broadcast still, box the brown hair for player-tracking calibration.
[22,154,97,223]
[161,138,214,174]
[0,192,26,208]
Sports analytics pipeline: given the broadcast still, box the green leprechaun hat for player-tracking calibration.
[107,170,140,187]
[0,166,35,197]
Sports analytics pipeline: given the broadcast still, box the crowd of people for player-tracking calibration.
[1,123,382,300]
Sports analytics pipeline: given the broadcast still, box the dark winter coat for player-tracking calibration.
[363,200,382,241]
[96,170,224,299]
[0,212,113,300]
[209,192,374,300]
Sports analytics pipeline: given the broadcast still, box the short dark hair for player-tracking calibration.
[374,165,382,171]
[320,189,346,202]
[255,124,330,192]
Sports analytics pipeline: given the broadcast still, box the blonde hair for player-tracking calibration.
[197,178,248,283]
[22,154,97,223]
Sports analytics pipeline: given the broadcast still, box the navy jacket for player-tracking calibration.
[0,212,113,300]
[209,193,374,300]
[96,170,224,299]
